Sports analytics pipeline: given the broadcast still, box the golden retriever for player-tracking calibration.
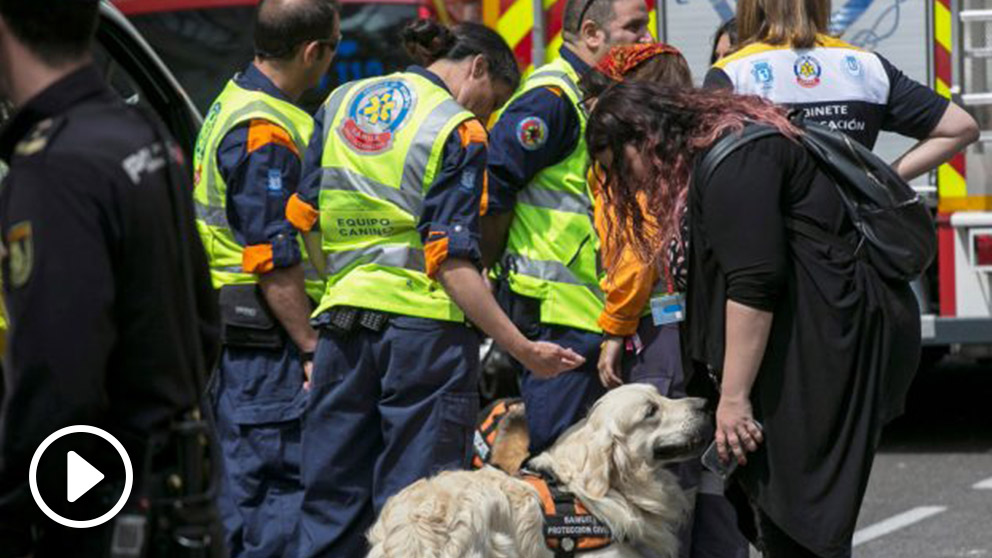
[367,384,712,558]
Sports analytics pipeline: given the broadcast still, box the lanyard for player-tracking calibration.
[662,259,675,295]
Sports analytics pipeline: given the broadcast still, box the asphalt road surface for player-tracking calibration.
[748,357,992,557]
[853,358,992,557]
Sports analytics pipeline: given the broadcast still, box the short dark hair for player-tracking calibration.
[402,19,521,91]
[254,0,341,61]
[563,0,616,40]
[0,0,99,65]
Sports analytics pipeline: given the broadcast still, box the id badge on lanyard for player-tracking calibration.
[650,264,685,326]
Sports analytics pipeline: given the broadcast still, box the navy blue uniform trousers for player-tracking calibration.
[211,344,306,558]
[623,319,749,558]
[519,323,606,454]
[299,316,480,558]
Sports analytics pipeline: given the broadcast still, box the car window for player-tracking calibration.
[94,42,156,110]
[127,7,256,113]
[125,3,417,114]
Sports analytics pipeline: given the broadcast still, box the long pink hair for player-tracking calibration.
[586,82,800,271]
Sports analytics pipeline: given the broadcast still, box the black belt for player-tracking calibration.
[324,306,390,333]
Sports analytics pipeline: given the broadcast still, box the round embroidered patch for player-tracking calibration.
[793,54,822,88]
[516,116,548,151]
[339,80,417,154]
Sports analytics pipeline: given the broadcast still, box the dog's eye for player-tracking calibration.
[645,403,658,419]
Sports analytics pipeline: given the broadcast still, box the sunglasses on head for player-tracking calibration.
[575,0,599,33]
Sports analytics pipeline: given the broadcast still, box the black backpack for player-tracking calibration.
[694,119,937,282]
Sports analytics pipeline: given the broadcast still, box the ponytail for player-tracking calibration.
[401,19,521,90]
[401,19,457,67]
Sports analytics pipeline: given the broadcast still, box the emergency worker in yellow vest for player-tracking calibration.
[483,0,652,454]
[286,19,585,557]
[191,0,339,555]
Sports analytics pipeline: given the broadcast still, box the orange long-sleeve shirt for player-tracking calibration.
[591,166,661,337]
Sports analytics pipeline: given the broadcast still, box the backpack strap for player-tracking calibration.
[695,124,864,261]
[693,124,781,188]
[784,217,862,258]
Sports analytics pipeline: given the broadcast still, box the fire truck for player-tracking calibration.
[477,0,992,364]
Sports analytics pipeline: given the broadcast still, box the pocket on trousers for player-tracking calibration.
[432,391,479,472]
[229,394,306,426]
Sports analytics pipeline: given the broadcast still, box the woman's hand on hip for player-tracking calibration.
[715,395,764,466]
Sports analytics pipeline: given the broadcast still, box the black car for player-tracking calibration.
[113,0,420,114]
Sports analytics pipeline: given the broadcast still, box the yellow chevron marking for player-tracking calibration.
[935,1,952,52]
[545,32,564,64]
[936,77,952,99]
[938,164,968,199]
[498,0,533,48]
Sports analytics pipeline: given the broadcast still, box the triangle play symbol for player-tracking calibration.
[66,451,105,503]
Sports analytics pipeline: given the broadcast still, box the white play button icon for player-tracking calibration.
[66,451,105,503]
[29,425,133,528]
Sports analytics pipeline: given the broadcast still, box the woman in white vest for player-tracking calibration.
[705,0,977,180]
[286,19,585,557]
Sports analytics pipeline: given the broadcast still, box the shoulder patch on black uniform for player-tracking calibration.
[13,118,57,157]
[6,221,33,288]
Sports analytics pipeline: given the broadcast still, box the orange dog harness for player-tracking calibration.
[472,397,524,469]
[519,468,613,557]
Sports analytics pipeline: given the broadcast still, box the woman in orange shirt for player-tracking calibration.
[580,45,692,394]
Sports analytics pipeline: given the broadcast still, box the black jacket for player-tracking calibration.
[0,65,219,556]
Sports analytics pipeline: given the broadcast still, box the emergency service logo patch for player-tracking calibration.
[339,80,416,154]
[843,55,864,79]
[793,55,822,88]
[750,61,775,91]
[517,116,548,151]
[6,221,33,288]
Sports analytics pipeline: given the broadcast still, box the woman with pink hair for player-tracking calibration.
[587,82,921,557]
[581,44,749,558]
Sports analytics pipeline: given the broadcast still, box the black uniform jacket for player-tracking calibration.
[0,65,219,556]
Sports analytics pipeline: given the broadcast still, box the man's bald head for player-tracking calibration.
[254,0,341,61]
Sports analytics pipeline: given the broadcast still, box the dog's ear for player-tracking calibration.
[548,418,615,500]
[576,427,614,499]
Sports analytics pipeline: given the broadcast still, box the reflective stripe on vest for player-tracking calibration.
[501,58,604,333]
[313,72,475,322]
[191,80,323,300]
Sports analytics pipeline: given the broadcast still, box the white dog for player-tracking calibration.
[367,384,712,558]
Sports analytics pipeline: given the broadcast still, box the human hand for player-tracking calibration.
[303,360,313,391]
[597,337,624,389]
[517,341,585,379]
[715,395,763,466]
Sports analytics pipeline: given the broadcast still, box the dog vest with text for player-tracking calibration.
[472,398,524,469]
[519,468,613,557]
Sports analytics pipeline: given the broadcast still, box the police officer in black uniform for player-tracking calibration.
[0,1,223,556]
